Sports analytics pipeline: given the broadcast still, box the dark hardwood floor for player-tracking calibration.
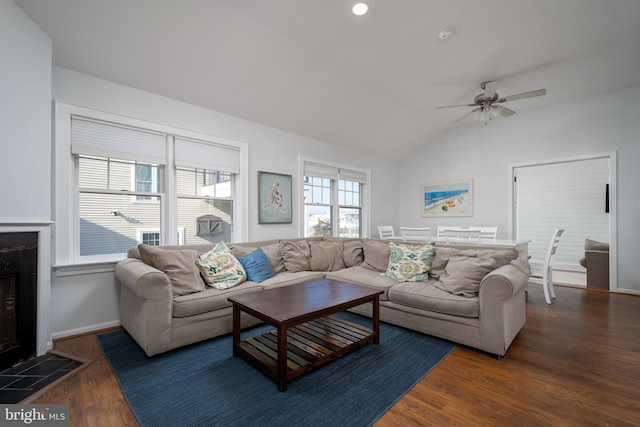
[35,285,640,427]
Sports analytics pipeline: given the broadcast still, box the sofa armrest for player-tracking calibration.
[478,260,530,301]
[115,258,174,356]
[115,258,173,301]
[477,260,530,355]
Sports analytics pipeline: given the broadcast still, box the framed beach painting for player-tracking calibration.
[258,171,292,224]
[421,179,473,217]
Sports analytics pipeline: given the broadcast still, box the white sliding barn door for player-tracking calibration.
[514,157,610,282]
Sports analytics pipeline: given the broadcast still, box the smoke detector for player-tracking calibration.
[438,28,455,41]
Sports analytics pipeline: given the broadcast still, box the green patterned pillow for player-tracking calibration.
[197,241,247,289]
[383,242,434,282]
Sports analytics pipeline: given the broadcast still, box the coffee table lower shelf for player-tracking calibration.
[235,315,374,390]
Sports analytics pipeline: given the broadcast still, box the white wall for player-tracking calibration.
[0,0,53,355]
[50,66,399,336]
[0,0,52,220]
[397,86,640,293]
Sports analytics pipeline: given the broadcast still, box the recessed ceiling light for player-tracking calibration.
[352,2,369,16]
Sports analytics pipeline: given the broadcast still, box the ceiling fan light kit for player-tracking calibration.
[437,81,546,124]
[474,106,500,125]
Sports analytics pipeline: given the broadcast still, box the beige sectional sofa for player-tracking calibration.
[115,236,530,358]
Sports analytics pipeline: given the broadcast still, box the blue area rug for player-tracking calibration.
[97,312,455,427]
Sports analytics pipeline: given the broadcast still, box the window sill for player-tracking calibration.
[53,260,121,277]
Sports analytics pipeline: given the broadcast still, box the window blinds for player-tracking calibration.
[71,117,167,164]
[339,168,367,183]
[304,162,339,180]
[174,137,240,174]
[304,161,366,183]
[515,157,609,271]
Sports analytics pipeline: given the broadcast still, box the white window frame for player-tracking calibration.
[54,101,248,270]
[299,156,370,238]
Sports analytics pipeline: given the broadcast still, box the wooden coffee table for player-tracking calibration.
[228,279,382,391]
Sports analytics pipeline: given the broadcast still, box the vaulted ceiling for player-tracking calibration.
[16,0,640,159]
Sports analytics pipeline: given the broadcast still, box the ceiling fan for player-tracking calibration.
[437,81,546,124]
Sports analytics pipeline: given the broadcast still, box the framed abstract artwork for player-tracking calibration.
[258,171,292,224]
[421,179,473,217]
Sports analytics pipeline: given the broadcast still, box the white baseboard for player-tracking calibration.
[615,288,640,296]
[51,320,121,340]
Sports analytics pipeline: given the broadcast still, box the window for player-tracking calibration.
[338,179,361,238]
[78,155,163,256]
[138,230,160,246]
[304,176,332,236]
[136,229,185,246]
[56,102,246,264]
[135,163,160,201]
[303,160,367,238]
[176,167,234,245]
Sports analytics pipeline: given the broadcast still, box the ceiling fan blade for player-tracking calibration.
[496,105,516,117]
[436,104,476,109]
[498,88,546,103]
[452,109,477,124]
[482,81,498,99]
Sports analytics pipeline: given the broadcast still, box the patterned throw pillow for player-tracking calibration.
[383,242,434,282]
[197,241,247,289]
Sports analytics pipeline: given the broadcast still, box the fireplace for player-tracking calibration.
[0,232,38,371]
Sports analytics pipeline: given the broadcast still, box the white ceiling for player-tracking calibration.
[15,0,640,160]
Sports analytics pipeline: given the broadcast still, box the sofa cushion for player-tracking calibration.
[197,241,247,289]
[384,242,434,282]
[436,255,498,297]
[237,248,275,283]
[325,266,397,300]
[280,240,311,272]
[309,241,346,271]
[229,243,286,274]
[430,247,517,280]
[138,244,205,296]
[361,239,390,272]
[388,280,479,318]
[257,271,326,290]
[324,237,364,267]
[343,239,364,267]
[172,281,263,318]
[132,243,215,261]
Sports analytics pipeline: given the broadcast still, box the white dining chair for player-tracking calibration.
[377,225,395,239]
[537,228,564,304]
[443,228,482,243]
[436,226,461,239]
[470,226,498,241]
[400,227,431,241]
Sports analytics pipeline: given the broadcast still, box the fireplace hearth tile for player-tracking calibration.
[0,352,87,404]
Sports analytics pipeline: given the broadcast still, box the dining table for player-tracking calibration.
[391,236,530,262]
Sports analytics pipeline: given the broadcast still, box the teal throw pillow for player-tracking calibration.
[383,242,434,282]
[237,247,275,283]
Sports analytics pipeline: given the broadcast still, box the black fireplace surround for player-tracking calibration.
[0,232,37,371]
